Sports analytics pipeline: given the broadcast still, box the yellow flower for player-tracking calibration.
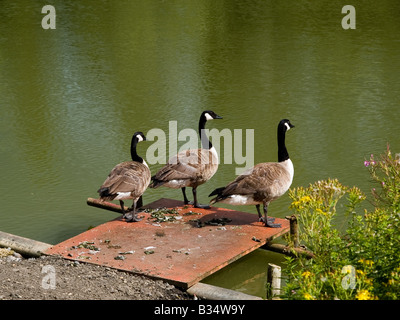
[315,208,328,216]
[303,293,314,300]
[356,269,366,277]
[365,260,374,267]
[291,200,302,209]
[291,196,313,209]
[299,196,312,203]
[302,271,311,278]
[358,259,374,267]
[356,290,374,300]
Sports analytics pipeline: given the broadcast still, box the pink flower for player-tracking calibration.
[364,161,370,167]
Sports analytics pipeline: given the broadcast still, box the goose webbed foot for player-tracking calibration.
[193,203,211,209]
[185,200,211,209]
[259,216,281,227]
[264,220,282,228]
[258,216,277,223]
[123,211,143,222]
[121,200,143,222]
[191,187,211,210]
[262,204,281,228]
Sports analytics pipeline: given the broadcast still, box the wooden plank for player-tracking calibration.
[46,198,289,289]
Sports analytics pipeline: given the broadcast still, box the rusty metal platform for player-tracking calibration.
[46,198,289,289]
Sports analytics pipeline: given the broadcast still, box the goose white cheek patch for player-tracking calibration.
[137,135,144,142]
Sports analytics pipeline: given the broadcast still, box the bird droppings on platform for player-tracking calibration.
[46,198,289,289]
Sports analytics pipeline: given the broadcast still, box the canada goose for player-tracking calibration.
[150,110,222,209]
[209,119,294,228]
[97,131,150,222]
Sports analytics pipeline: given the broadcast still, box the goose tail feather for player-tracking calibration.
[208,186,226,205]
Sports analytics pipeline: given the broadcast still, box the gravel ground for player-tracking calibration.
[0,249,190,300]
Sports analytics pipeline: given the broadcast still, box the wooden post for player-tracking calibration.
[286,215,299,247]
[266,263,281,299]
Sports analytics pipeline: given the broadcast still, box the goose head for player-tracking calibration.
[279,119,295,132]
[202,110,223,121]
[133,131,147,143]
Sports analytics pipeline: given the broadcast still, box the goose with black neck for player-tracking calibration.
[209,119,294,228]
[97,131,151,222]
[150,110,222,209]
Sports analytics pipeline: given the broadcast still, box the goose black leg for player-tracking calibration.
[256,204,264,222]
[137,196,143,209]
[192,187,210,209]
[263,203,281,228]
[182,187,190,205]
[119,200,126,216]
[125,200,143,222]
[256,204,276,224]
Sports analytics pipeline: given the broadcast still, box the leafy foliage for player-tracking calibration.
[282,148,400,300]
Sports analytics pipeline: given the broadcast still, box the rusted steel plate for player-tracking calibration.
[46,198,289,289]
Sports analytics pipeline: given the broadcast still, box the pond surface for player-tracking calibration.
[1,0,399,298]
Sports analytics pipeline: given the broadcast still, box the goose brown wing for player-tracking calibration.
[100,162,150,196]
[153,148,217,182]
[221,163,289,197]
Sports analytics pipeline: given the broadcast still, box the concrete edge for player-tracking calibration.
[187,282,263,300]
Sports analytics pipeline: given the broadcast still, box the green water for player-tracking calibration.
[1,0,400,298]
